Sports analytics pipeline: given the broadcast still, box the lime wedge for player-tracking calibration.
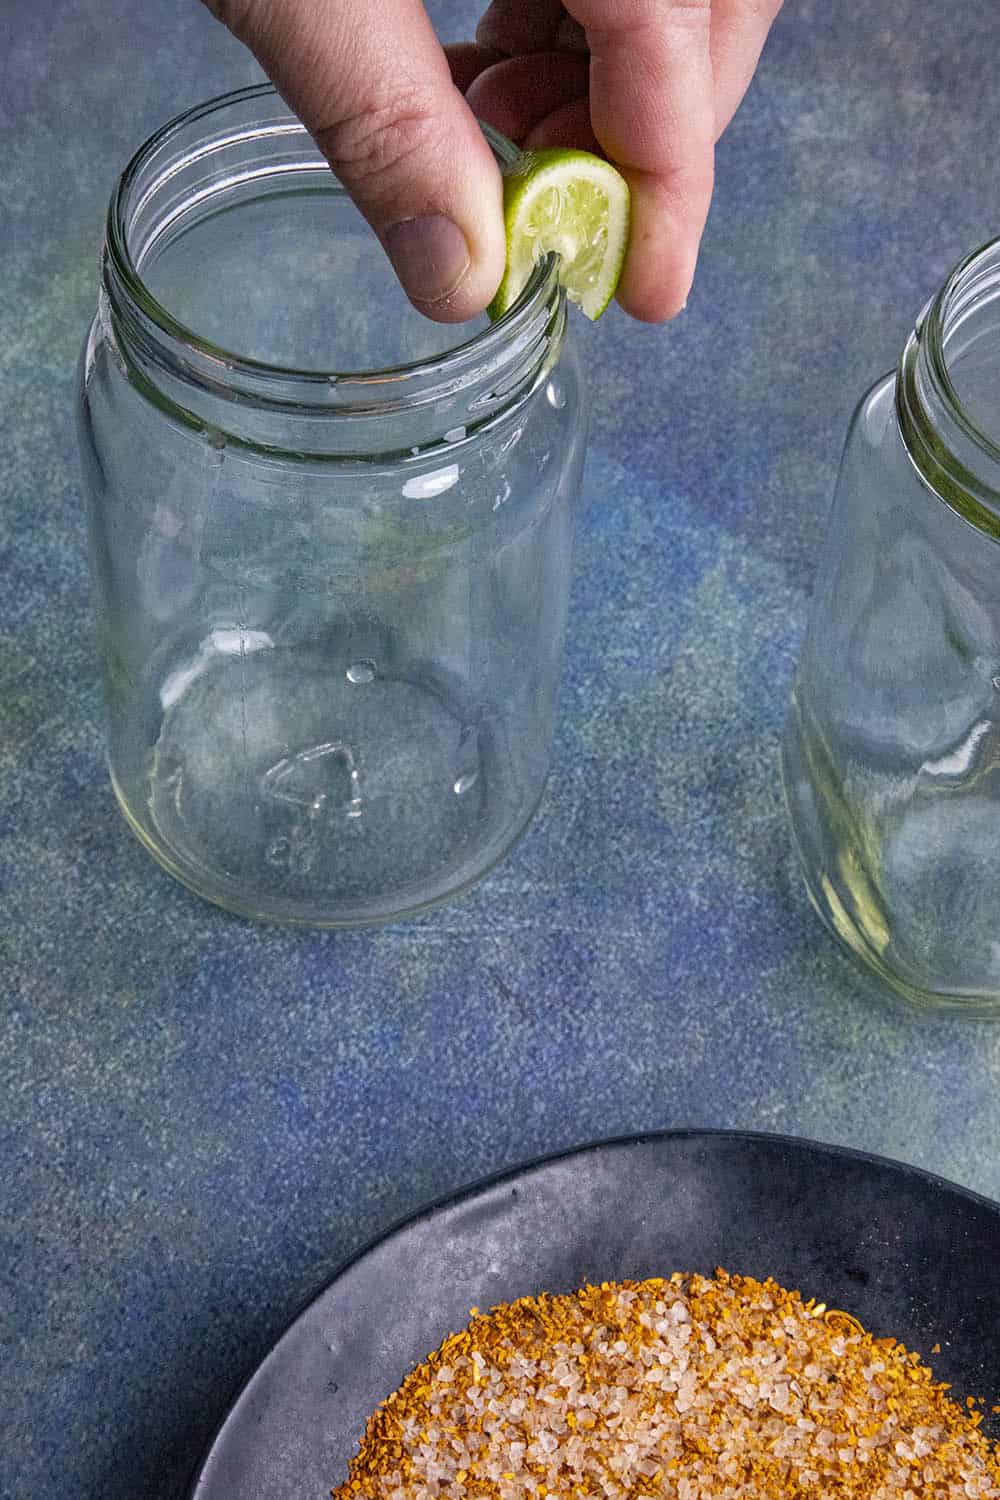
[488,148,630,322]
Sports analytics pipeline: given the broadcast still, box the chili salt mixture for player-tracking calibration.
[333,1270,1000,1500]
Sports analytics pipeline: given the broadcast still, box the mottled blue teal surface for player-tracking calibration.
[3,1,1000,1495]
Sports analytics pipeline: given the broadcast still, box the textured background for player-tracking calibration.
[3,1,1000,1496]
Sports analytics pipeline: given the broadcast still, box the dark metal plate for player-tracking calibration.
[189,1132,1000,1498]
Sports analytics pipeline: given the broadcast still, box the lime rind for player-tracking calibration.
[488,148,630,323]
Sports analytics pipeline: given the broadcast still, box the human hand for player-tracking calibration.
[204,0,782,323]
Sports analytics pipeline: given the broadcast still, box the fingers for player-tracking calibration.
[554,13,589,52]
[465,52,590,144]
[525,98,601,156]
[710,0,784,137]
[444,42,505,96]
[205,0,505,322]
[468,0,782,325]
[566,0,716,321]
[205,0,778,329]
[475,0,566,53]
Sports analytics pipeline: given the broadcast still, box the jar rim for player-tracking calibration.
[897,234,1000,528]
[924,235,1000,469]
[104,82,562,396]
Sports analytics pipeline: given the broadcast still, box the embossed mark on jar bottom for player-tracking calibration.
[139,626,506,905]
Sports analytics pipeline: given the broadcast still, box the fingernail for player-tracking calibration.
[384,215,470,306]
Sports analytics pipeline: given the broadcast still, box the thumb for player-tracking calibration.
[207,0,505,322]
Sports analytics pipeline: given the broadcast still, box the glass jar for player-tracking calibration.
[783,237,1000,1012]
[77,86,586,927]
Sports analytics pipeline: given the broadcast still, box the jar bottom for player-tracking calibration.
[791,859,1000,1018]
[781,692,1000,1017]
[108,628,542,926]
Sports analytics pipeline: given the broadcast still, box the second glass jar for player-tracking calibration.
[784,236,1000,1012]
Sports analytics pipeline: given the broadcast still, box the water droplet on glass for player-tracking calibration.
[546,380,566,410]
[346,660,376,685]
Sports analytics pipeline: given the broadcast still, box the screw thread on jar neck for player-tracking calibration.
[897,236,1000,533]
[100,85,565,459]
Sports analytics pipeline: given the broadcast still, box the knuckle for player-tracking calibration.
[657,1,714,45]
[314,87,448,190]
[737,0,785,21]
